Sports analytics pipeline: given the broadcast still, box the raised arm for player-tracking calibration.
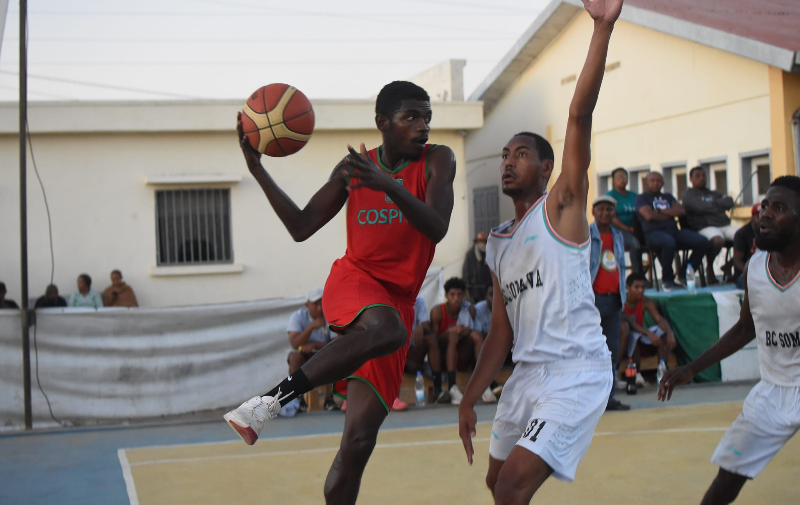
[547,0,623,243]
[658,263,756,400]
[344,144,456,243]
[237,112,349,242]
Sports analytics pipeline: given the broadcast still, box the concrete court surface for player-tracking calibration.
[2,380,799,504]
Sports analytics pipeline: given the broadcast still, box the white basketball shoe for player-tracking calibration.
[223,393,283,445]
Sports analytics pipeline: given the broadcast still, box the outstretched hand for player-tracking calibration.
[657,365,695,401]
[236,112,262,171]
[341,144,395,193]
[458,403,477,465]
[582,0,623,24]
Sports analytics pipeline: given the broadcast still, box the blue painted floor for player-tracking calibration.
[0,381,755,504]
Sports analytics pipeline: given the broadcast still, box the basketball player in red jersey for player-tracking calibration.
[225,81,456,504]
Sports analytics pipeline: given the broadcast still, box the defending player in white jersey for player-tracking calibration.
[658,175,800,505]
[457,0,623,502]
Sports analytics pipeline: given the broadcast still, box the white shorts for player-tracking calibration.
[488,358,612,482]
[711,381,800,479]
[627,325,664,356]
[699,225,738,243]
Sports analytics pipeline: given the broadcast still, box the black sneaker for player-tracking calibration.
[435,390,451,404]
[298,396,308,413]
[606,398,631,411]
[323,397,340,411]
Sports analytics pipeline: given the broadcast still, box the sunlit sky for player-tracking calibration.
[0,0,553,102]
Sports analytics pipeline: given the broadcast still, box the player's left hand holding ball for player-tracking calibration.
[459,403,478,465]
[236,112,263,173]
[342,144,396,193]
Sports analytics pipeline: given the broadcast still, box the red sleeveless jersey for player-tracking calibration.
[624,298,644,327]
[343,144,436,302]
[437,302,459,335]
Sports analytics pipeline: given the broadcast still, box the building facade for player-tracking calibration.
[1,99,483,307]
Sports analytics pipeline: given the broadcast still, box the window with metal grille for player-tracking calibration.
[155,189,233,265]
[473,185,500,235]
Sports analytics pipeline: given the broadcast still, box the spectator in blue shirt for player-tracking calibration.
[404,296,442,401]
[69,274,104,308]
[606,167,642,275]
[635,172,708,290]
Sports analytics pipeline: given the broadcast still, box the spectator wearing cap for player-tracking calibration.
[590,195,629,411]
[69,274,104,308]
[732,204,761,289]
[287,288,338,411]
[606,167,643,275]
[0,282,19,309]
[34,284,68,308]
[682,166,737,284]
[462,231,492,303]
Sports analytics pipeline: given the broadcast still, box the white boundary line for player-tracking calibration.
[117,448,140,505]
[127,426,731,467]
[129,438,491,467]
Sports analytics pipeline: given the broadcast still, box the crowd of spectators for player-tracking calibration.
[0,270,138,311]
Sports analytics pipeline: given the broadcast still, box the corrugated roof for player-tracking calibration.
[471,0,800,113]
[628,0,800,53]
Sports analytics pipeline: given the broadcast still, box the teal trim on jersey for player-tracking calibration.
[328,303,399,332]
[489,194,546,239]
[542,202,590,250]
[765,253,800,292]
[376,146,411,175]
[334,376,391,414]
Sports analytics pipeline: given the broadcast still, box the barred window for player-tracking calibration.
[155,189,233,265]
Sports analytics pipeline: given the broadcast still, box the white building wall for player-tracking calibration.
[1,101,480,307]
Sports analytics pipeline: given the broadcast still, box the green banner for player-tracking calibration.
[649,293,722,382]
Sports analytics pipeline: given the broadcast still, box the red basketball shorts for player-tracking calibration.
[323,257,416,413]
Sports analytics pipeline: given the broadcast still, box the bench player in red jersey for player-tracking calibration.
[225,81,456,504]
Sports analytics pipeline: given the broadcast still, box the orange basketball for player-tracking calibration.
[241,83,315,157]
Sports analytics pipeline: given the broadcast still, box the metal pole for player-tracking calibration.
[19,0,32,430]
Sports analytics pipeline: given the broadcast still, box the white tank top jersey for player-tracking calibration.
[485,195,610,364]
[747,250,800,386]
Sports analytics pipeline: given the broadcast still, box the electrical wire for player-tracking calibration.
[23,14,67,429]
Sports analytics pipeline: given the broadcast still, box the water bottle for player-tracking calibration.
[686,264,696,295]
[657,359,667,386]
[414,371,426,407]
[625,359,637,395]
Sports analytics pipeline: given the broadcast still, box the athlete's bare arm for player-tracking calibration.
[237,112,349,242]
[343,144,456,243]
[658,263,756,401]
[546,0,623,244]
[459,272,514,465]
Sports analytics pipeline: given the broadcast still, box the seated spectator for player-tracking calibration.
[0,282,19,309]
[68,274,103,308]
[620,273,676,384]
[429,277,496,405]
[590,195,630,411]
[102,270,139,307]
[404,295,442,403]
[732,204,761,289]
[636,172,708,290]
[606,167,643,275]
[473,284,503,397]
[462,231,492,303]
[287,288,338,412]
[34,284,67,308]
[682,167,737,284]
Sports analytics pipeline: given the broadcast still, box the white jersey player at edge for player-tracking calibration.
[457,0,622,503]
[658,175,800,505]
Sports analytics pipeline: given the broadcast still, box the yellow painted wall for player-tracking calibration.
[769,67,800,178]
[466,12,772,230]
[0,128,469,307]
